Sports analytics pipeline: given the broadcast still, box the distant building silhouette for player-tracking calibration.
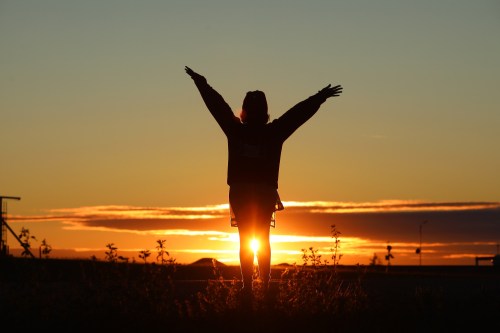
[475,254,500,266]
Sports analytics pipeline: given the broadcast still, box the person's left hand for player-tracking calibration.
[318,84,343,98]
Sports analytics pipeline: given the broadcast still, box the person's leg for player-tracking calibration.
[253,185,276,291]
[256,225,271,290]
[238,225,255,290]
[230,185,253,289]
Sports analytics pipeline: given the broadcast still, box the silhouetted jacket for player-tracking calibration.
[192,77,329,189]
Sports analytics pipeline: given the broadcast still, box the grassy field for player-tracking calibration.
[1,257,498,332]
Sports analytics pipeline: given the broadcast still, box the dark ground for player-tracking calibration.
[1,257,498,332]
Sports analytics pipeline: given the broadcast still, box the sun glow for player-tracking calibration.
[250,238,260,255]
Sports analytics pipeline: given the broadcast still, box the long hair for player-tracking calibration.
[240,90,269,125]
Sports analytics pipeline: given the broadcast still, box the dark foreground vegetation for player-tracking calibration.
[1,257,498,332]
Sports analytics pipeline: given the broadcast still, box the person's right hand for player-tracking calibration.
[185,66,206,83]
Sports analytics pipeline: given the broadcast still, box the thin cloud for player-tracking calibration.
[62,221,232,238]
[283,200,500,213]
[50,205,227,219]
[175,249,235,254]
[11,200,499,224]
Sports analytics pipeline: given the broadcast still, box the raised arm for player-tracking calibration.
[185,66,238,135]
[276,84,343,140]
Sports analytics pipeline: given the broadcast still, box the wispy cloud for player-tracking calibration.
[283,200,500,213]
[50,204,228,219]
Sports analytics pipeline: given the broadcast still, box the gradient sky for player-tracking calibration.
[1,1,499,265]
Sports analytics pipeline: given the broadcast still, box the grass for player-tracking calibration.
[2,227,499,332]
[1,256,499,332]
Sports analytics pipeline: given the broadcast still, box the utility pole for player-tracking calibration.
[416,220,428,266]
[0,195,35,258]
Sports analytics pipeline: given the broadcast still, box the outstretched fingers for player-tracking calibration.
[319,84,343,98]
[329,84,343,97]
[185,66,195,76]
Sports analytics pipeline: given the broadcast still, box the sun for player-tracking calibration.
[250,238,260,255]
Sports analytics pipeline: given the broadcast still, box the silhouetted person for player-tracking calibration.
[185,66,343,301]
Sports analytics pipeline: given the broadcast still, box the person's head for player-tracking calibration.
[240,90,269,125]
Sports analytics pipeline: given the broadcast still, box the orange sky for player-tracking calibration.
[1,1,499,266]
[6,200,500,266]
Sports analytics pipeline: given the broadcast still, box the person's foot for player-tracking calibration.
[239,286,253,312]
[263,281,275,306]
[262,279,269,294]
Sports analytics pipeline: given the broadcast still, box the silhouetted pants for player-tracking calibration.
[229,183,276,290]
